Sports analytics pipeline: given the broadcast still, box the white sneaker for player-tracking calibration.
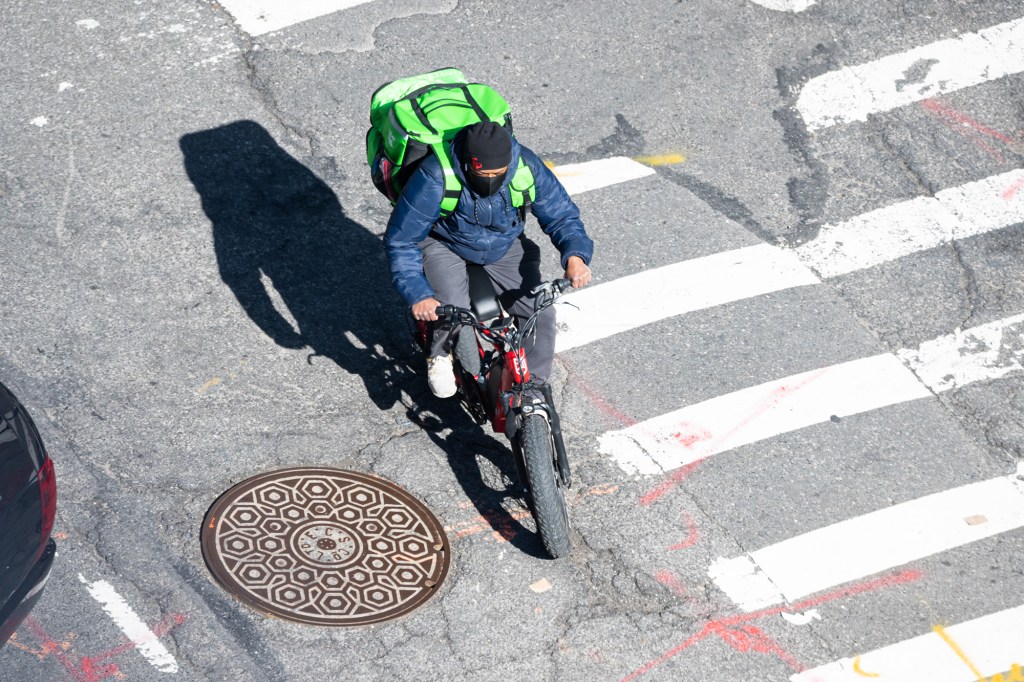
[427,354,457,398]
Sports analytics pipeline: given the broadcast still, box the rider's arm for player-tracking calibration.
[383,160,444,306]
[519,147,594,270]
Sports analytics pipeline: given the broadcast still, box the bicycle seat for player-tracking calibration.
[466,264,501,322]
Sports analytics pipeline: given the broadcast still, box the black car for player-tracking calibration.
[0,380,56,648]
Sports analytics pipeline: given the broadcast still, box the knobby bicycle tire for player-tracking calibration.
[519,413,571,558]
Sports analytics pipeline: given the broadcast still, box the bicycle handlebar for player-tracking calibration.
[435,304,460,318]
[532,278,572,296]
[434,278,572,323]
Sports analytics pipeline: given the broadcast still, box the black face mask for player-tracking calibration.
[466,171,507,197]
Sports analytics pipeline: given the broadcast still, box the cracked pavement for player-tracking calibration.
[2,0,1024,680]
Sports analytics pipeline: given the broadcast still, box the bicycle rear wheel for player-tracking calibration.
[519,413,571,558]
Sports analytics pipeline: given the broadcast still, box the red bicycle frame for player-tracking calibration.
[491,347,529,434]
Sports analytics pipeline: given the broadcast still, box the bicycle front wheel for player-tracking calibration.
[519,413,571,559]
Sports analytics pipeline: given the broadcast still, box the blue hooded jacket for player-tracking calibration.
[383,137,594,306]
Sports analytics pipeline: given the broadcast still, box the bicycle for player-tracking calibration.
[411,265,574,559]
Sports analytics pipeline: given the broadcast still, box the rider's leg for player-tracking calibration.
[419,236,471,358]
[484,235,556,384]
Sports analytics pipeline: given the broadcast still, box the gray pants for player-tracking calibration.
[421,234,557,384]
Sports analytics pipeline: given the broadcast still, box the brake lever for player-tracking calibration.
[530,281,553,296]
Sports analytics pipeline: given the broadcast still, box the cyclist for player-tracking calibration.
[384,121,594,398]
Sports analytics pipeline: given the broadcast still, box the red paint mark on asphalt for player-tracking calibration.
[672,424,713,448]
[562,356,709,506]
[641,369,829,507]
[639,459,706,507]
[445,509,532,542]
[621,568,923,681]
[583,483,621,496]
[654,568,719,619]
[78,613,187,676]
[1002,176,1024,200]
[26,616,117,682]
[19,613,186,682]
[706,623,806,672]
[561,356,638,428]
[666,512,699,551]
[654,570,690,597]
[920,99,1021,163]
[450,484,618,543]
[921,99,1016,144]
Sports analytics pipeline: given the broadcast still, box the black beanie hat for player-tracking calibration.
[463,122,512,172]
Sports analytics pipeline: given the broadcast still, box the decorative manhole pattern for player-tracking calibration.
[201,467,450,626]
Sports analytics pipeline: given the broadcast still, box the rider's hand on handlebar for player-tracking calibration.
[411,297,442,322]
[564,255,592,289]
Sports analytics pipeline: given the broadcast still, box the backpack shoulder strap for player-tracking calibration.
[432,142,463,218]
[509,158,536,221]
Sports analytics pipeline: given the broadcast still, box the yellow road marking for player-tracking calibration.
[197,377,222,394]
[933,625,987,681]
[544,154,686,170]
[991,663,1024,682]
[633,153,686,166]
[852,655,880,678]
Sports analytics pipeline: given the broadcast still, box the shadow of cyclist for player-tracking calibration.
[180,120,410,410]
[180,120,549,557]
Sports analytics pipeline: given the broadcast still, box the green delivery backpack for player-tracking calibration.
[366,68,535,219]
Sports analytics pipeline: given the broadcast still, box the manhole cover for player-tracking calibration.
[201,467,450,626]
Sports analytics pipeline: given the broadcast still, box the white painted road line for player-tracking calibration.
[555,244,819,352]
[79,575,178,673]
[552,156,656,196]
[602,314,1024,476]
[748,0,816,12]
[797,17,1024,129]
[898,313,1024,392]
[600,354,929,476]
[557,169,1023,352]
[216,0,375,36]
[791,604,1024,681]
[796,169,1024,278]
[710,472,1024,612]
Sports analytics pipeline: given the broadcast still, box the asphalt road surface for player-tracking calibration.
[2,0,1023,680]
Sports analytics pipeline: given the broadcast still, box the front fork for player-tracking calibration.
[505,383,572,488]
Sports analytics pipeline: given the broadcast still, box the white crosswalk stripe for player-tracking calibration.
[555,244,818,352]
[556,168,1024,351]
[797,16,1024,129]
[216,0,375,35]
[897,312,1024,392]
[796,169,1024,278]
[601,353,929,476]
[551,157,656,196]
[708,469,1024,612]
[791,603,1024,681]
[600,314,1024,476]
[748,0,816,12]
